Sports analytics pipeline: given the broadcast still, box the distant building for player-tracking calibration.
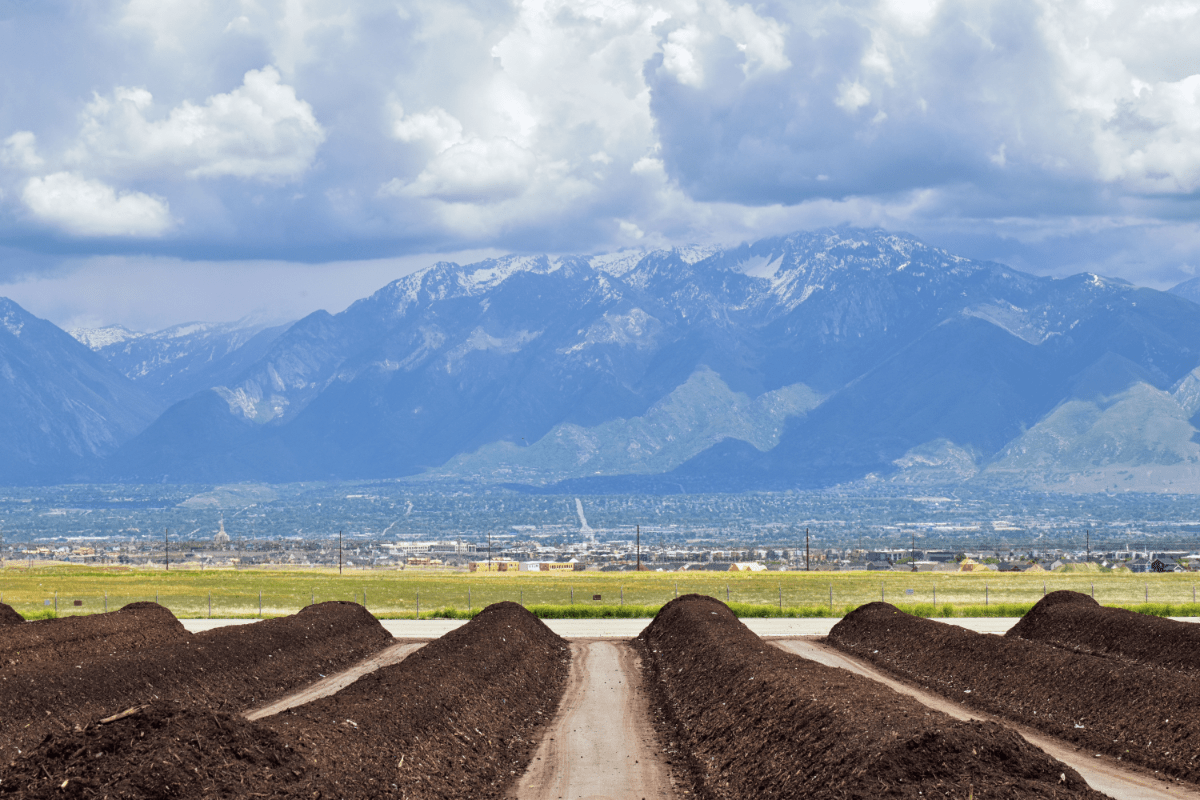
[469,560,519,572]
[728,562,767,572]
[214,517,230,548]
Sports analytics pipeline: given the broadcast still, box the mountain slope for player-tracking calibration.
[73,318,292,406]
[0,299,160,483]
[93,228,1200,491]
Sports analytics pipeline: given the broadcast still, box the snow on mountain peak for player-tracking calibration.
[69,325,143,350]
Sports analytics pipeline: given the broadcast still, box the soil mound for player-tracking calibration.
[261,601,570,799]
[0,702,316,799]
[0,602,185,670]
[635,595,1105,799]
[0,601,392,758]
[830,602,1200,785]
[1008,590,1200,672]
[0,604,22,626]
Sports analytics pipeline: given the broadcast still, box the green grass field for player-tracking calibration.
[4,563,1200,620]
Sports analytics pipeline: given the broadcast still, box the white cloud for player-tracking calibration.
[390,105,465,152]
[1,132,43,170]
[70,67,324,181]
[22,172,172,237]
[384,137,539,204]
[836,81,872,112]
[662,27,707,87]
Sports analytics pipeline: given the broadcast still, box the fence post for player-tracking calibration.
[1145,584,1148,603]
[726,584,729,602]
[54,591,57,614]
[985,584,988,607]
[104,591,107,613]
[570,587,574,605]
[520,589,523,606]
[881,582,884,602]
[1091,583,1094,599]
[1043,582,1046,597]
[416,590,419,618]
[208,592,211,618]
[468,586,471,611]
[620,586,624,606]
[933,584,936,608]
[778,584,782,611]
[829,584,832,611]
[363,588,366,611]
[674,582,678,599]
[259,590,262,618]
[311,590,314,607]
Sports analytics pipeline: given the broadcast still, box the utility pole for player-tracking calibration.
[164,528,169,571]
[1086,529,1090,563]
[338,530,343,576]
[636,524,641,571]
[805,527,810,572]
[912,530,917,571]
[488,531,492,567]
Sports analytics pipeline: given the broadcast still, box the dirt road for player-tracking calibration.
[775,638,1200,800]
[244,640,427,720]
[511,640,675,800]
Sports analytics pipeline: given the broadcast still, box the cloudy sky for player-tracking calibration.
[2,0,1200,331]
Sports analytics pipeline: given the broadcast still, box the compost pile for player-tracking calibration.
[0,702,315,799]
[0,604,23,626]
[261,601,571,799]
[635,594,1105,800]
[1,602,567,799]
[1008,590,1200,672]
[829,602,1200,784]
[0,602,392,756]
[0,602,185,669]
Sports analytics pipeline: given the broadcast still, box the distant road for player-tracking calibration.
[181,616,1035,637]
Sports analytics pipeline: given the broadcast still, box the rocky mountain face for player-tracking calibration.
[0,300,160,483]
[71,319,291,406]
[9,228,1200,491]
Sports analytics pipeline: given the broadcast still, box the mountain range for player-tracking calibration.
[4,227,1200,492]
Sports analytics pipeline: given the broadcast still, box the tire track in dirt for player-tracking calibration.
[244,639,428,720]
[512,639,676,800]
[774,638,1199,800]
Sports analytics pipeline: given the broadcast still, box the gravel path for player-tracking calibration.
[775,638,1199,800]
[511,640,676,800]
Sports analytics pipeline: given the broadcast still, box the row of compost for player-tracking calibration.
[0,600,570,799]
[636,594,1107,799]
[828,592,1200,785]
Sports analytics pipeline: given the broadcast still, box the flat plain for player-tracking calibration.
[4,562,1200,619]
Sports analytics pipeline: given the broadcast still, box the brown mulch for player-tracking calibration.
[829,602,1200,785]
[0,602,392,758]
[634,594,1106,800]
[1008,590,1200,673]
[1,602,570,799]
[0,605,23,626]
[0,702,315,799]
[260,600,571,798]
[0,602,185,669]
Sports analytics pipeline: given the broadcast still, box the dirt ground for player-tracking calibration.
[776,637,1199,800]
[0,602,186,670]
[0,601,392,757]
[511,639,675,800]
[1008,590,1200,673]
[829,602,1200,786]
[636,594,1108,800]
